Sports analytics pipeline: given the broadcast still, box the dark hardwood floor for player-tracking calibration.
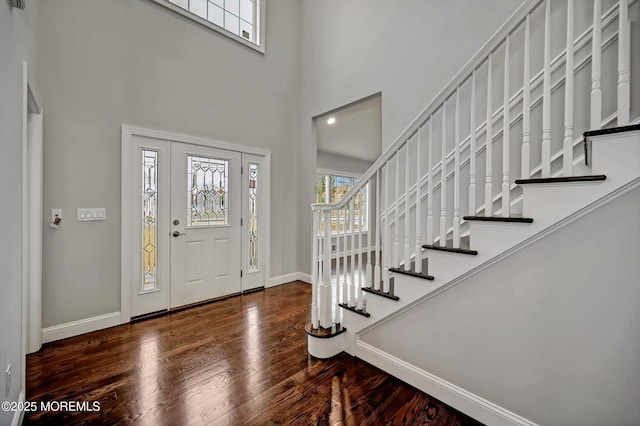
[26,281,481,425]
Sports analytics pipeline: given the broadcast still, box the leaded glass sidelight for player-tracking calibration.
[187,155,229,227]
[248,163,259,271]
[142,150,158,292]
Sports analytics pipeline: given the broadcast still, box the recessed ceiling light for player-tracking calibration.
[327,117,336,125]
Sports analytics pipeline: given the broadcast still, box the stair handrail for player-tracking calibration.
[309,0,634,335]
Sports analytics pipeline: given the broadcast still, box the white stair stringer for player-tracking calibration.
[345,129,640,425]
[330,129,640,359]
[354,175,640,426]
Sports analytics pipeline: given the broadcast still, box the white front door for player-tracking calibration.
[169,142,242,308]
[127,135,249,318]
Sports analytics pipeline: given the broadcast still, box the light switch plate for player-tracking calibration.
[77,208,106,221]
[51,209,62,223]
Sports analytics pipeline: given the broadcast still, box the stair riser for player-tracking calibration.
[391,275,442,302]
[364,294,403,320]
[467,222,533,254]
[521,182,610,227]
[591,131,640,184]
[424,251,486,283]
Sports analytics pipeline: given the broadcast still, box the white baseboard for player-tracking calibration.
[42,311,122,344]
[11,392,25,426]
[267,272,311,288]
[356,341,539,426]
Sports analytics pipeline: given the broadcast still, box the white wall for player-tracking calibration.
[317,151,372,176]
[37,0,301,327]
[0,1,38,423]
[296,0,526,273]
[360,184,640,426]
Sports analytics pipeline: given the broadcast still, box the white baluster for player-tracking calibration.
[427,119,435,244]
[522,14,531,179]
[618,0,630,125]
[591,0,602,130]
[469,71,477,215]
[324,174,330,204]
[374,170,381,290]
[485,53,494,217]
[342,208,347,315]
[357,193,364,310]
[502,35,511,217]
[453,88,461,247]
[311,210,318,328]
[383,161,390,293]
[415,127,423,274]
[404,141,411,270]
[542,0,552,177]
[349,199,355,307]
[440,103,448,246]
[563,0,575,176]
[334,210,339,325]
[336,207,341,321]
[320,210,332,328]
[365,185,373,289]
[394,152,401,267]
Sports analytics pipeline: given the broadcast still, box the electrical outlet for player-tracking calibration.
[5,364,11,397]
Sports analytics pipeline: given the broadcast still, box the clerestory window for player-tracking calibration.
[153,0,264,52]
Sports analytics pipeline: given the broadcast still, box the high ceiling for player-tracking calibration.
[316,95,382,163]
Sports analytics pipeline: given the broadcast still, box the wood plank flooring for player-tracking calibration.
[26,281,481,425]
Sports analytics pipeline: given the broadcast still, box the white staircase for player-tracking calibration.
[306,1,640,423]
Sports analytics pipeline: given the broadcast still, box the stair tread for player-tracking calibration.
[304,322,347,338]
[362,287,400,301]
[422,244,478,255]
[338,303,371,317]
[463,215,534,223]
[584,123,640,138]
[515,175,606,185]
[389,267,435,280]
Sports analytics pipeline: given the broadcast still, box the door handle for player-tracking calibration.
[172,231,187,237]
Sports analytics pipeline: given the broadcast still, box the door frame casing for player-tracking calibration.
[121,125,271,322]
[23,61,43,359]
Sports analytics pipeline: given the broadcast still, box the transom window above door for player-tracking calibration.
[153,0,264,52]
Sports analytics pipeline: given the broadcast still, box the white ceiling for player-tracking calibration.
[316,95,382,163]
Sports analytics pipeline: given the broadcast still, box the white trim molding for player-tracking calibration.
[10,392,26,426]
[356,341,540,426]
[121,124,271,156]
[42,312,122,344]
[268,272,311,288]
[22,61,43,415]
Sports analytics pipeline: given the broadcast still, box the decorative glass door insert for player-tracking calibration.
[142,149,158,292]
[248,163,259,272]
[187,155,229,227]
